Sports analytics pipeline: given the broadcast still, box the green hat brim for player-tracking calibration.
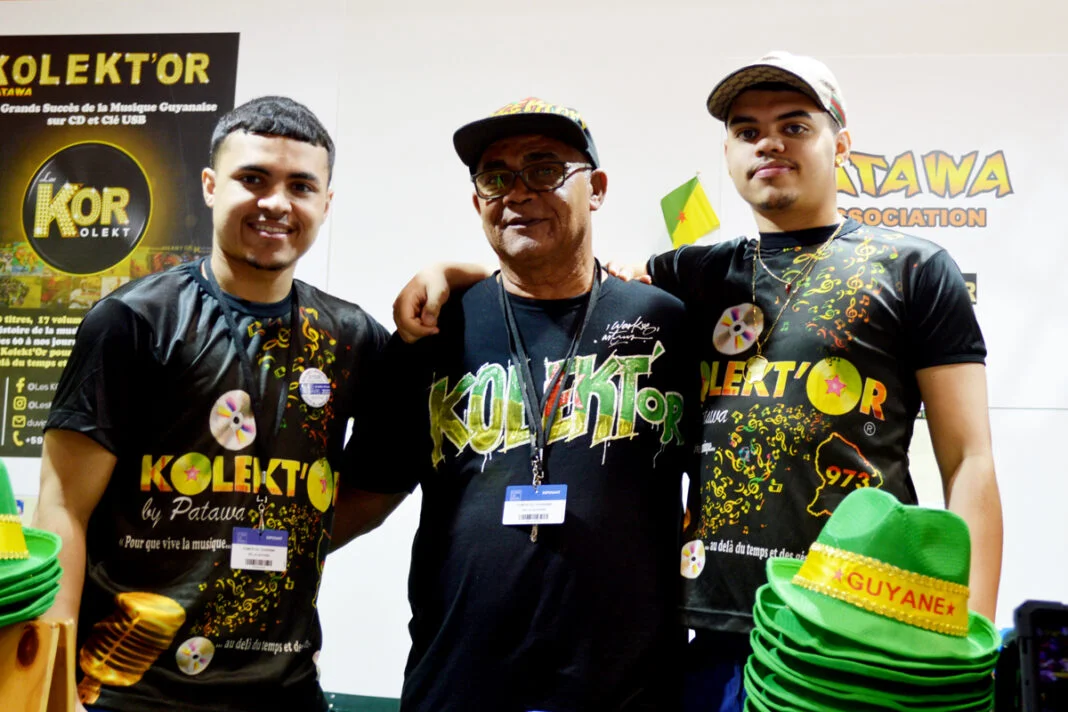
[741,679,776,712]
[0,563,61,607]
[0,558,60,596]
[751,630,896,707]
[750,628,994,707]
[0,528,61,586]
[748,656,994,712]
[755,584,998,671]
[746,659,813,711]
[752,619,996,687]
[0,583,58,628]
[768,558,1001,661]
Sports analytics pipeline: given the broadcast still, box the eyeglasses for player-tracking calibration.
[472,161,593,200]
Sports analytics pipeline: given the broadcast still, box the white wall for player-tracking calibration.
[2,0,1066,698]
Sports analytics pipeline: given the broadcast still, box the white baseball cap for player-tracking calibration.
[706,51,847,127]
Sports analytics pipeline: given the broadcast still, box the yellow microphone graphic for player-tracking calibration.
[77,592,186,703]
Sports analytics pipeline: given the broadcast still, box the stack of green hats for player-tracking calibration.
[0,459,62,628]
[745,488,1000,712]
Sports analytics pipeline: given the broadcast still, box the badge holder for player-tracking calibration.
[502,484,568,527]
[497,264,601,542]
[230,496,289,573]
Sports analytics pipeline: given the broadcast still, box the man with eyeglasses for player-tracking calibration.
[393,55,1002,712]
[345,97,696,711]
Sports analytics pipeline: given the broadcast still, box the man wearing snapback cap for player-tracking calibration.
[394,54,1003,712]
[346,97,697,711]
[642,51,1003,711]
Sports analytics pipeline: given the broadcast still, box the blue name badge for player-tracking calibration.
[231,527,289,572]
[502,485,567,526]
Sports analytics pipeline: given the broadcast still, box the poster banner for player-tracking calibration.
[0,33,239,457]
[827,55,1055,410]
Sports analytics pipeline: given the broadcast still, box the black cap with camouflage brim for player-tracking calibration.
[454,97,600,174]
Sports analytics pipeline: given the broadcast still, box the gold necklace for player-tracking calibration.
[744,220,846,385]
[756,241,804,294]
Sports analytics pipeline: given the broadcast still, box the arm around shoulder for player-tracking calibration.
[393,262,492,343]
[603,259,651,284]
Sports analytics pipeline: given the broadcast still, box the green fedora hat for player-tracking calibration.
[754,583,998,671]
[767,488,1000,661]
[749,628,994,708]
[747,655,995,712]
[0,583,59,627]
[743,659,799,712]
[0,459,62,589]
[0,558,60,597]
[0,562,61,608]
[743,698,774,712]
[751,613,996,687]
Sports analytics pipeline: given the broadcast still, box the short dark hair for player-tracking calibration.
[729,81,842,132]
[209,96,336,178]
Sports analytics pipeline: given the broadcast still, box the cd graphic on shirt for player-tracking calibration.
[713,304,764,355]
[175,636,215,676]
[210,390,257,451]
[681,540,706,579]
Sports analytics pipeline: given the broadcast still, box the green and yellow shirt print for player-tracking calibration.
[654,220,985,632]
[47,260,388,711]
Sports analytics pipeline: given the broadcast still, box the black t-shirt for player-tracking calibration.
[350,274,698,712]
[46,259,389,712]
[649,220,985,633]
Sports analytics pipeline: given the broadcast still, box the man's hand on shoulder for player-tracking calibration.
[393,262,492,343]
[604,260,652,284]
[393,266,447,343]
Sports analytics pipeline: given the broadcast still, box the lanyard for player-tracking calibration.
[202,258,300,475]
[497,261,602,541]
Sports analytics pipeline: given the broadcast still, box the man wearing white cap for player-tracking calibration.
[394,52,1003,712]
[644,51,1002,711]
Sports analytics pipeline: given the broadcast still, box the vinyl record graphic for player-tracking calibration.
[210,390,257,451]
[22,141,152,275]
[713,303,764,355]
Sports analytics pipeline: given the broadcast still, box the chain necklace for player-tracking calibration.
[744,220,846,385]
[756,240,804,294]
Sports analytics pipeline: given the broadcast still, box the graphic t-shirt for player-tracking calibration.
[351,274,697,712]
[649,220,985,633]
[46,259,389,711]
